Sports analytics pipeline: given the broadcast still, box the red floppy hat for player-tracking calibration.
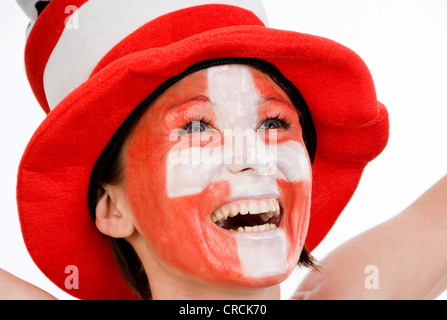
[16,0,389,299]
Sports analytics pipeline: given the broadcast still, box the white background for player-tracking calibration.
[0,0,446,300]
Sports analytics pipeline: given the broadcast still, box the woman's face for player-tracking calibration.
[124,64,312,287]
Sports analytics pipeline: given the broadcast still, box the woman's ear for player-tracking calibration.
[95,184,135,238]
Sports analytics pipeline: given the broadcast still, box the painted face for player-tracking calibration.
[125,64,312,287]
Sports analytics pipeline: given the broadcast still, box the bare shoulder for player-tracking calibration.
[294,174,447,300]
[292,247,387,300]
[292,249,389,300]
[0,268,56,300]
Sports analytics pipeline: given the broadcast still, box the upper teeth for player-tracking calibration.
[211,198,280,224]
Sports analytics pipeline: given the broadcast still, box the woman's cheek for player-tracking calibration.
[125,128,173,233]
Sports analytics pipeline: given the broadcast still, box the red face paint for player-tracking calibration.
[124,65,312,288]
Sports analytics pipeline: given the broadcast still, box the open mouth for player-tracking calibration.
[210,198,282,233]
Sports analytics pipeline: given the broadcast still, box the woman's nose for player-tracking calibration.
[223,129,275,176]
[226,162,256,175]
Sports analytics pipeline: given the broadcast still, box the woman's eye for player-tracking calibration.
[184,121,207,133]
[259,118,288,130]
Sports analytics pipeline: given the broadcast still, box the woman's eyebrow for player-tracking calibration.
[257,96,295,109]
[162,95,212,123]
[165,95,210,112]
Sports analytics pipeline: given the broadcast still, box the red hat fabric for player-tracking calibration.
[16,0,389,299]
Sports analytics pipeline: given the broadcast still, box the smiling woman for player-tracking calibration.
[8,0,389,300]
[9,0,447,301]
[94,62,318,299]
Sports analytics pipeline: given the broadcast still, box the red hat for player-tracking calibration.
[16,0,389,299]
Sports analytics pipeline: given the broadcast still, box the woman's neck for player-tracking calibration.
[149,272,281,300]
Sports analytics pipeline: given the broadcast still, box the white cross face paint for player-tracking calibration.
[125,64,312,288]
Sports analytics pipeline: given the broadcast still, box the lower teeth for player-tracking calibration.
[236,223,277,233]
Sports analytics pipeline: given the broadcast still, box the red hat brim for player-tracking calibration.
[17,25,388,300]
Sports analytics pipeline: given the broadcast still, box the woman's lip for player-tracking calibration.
[210,196,281,218]
[211,194,282,214]
[208,219,284,238]
[209,196,283,233]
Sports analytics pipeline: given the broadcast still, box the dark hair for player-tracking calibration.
[96,146,152,299]
[91,58,318,300]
